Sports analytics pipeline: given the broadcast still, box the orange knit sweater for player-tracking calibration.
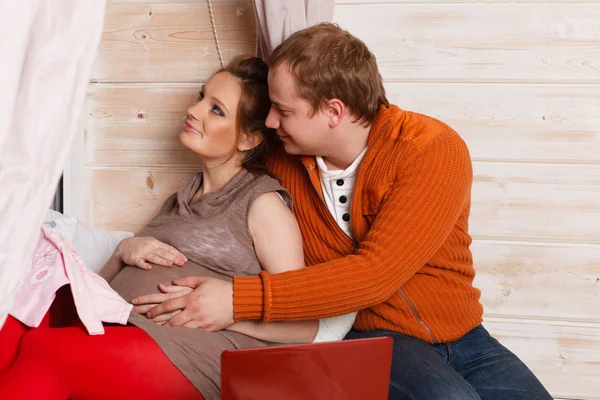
[234,105,483,344]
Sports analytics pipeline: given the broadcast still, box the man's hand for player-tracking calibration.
[132,284,192,324]
[146,277,234,331]
[116,237,187,270]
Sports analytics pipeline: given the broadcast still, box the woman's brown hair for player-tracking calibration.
[219,56,276,176]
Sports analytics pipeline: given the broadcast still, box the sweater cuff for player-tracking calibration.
[233,275,264,321]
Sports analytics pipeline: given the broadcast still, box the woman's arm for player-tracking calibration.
[226,192,318,343]
[227,320,317,344]
[98,253,124,282]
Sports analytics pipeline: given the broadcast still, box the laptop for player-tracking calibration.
[221,336,393,400]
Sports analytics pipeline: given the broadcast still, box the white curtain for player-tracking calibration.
[0,0,107,327]
[253,0,335,62]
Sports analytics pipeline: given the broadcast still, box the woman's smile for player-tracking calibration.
[184,121,201,135]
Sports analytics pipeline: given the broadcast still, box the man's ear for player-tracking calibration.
[326,98,345,128]
[238,131,263,152]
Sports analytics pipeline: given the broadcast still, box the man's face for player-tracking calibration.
[266,64,330,156]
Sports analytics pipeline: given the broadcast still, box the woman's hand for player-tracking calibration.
[115,237,187,270]
[132,284,192,325]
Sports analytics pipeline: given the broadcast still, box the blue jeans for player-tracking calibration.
[345,325,553,400]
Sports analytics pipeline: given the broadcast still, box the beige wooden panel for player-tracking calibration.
[471,162,600,243]
[334,4,600,82]
[339,0,600,3]
[473,240,600,323]
[86,83,600,165]
[94,2,255,82]
[386,83,600,163]
[86,86,600,242]
[110,0,600,3]
[85,84,202,166]
[85,163,600,243]
[108,0,241,2]
[86,87,600,239]
[486,318,600,399]
[86,169,198,232]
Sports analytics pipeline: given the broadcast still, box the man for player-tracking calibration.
[122,23,552,399]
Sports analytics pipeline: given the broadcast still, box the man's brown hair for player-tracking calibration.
[270,23,388,125]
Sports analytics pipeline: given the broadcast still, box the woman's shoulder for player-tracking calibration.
[246,172,293,211]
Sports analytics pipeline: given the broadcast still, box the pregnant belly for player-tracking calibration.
[110,261,230,303]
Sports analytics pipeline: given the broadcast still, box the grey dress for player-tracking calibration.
[110,169,292,400]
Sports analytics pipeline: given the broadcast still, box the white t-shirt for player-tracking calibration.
[311,149,367,343]
[316,148,367,240]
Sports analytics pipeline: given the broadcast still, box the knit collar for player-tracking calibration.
[301,104,405,172]
[367,104,406,147]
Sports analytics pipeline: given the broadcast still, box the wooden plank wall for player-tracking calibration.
[65,1,600,398]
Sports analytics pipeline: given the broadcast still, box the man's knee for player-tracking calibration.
[389,378,481,400]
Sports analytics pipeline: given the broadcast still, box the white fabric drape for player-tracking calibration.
[253,0,335,62]
[0,0,107,327]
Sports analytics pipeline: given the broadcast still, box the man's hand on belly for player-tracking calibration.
[145,276,234,331]
[132,283,192,324]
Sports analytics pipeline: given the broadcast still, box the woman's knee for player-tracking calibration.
[19,328,65,363]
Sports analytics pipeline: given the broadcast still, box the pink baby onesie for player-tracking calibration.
[10,226,132,335]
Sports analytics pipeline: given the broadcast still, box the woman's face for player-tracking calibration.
[180,72,242,164]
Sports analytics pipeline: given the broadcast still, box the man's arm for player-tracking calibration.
[235,130,473,322]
